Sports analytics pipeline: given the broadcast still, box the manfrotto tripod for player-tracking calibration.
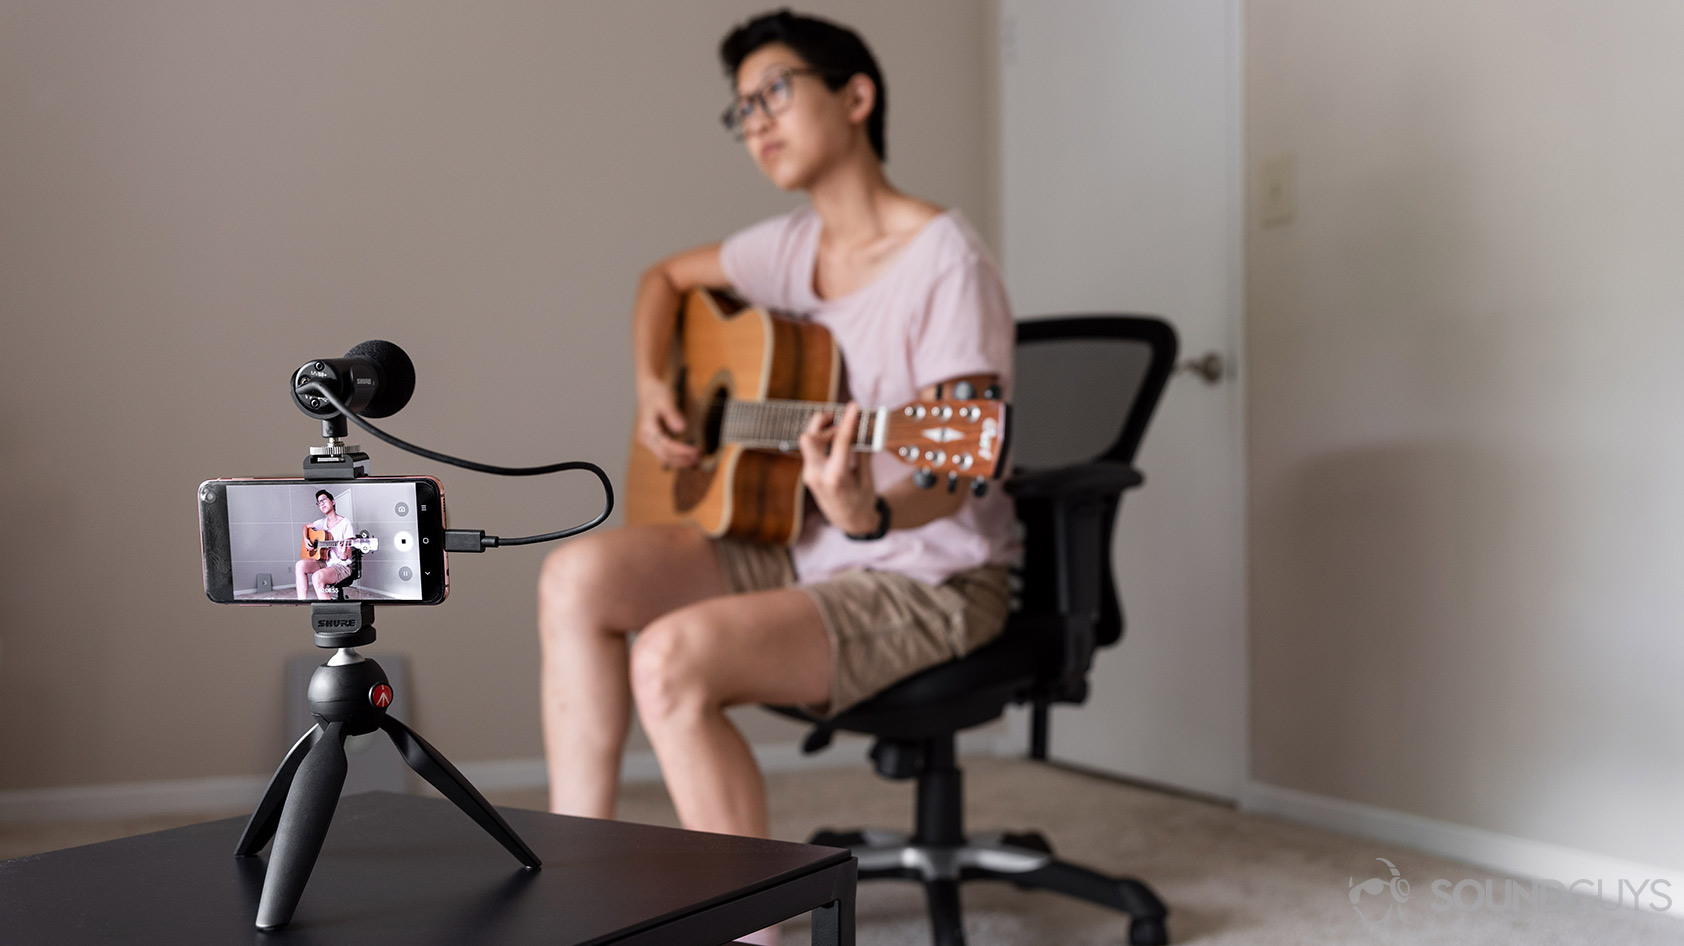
[233,421,540,930]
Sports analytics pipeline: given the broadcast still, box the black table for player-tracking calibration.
[0,791,856,945]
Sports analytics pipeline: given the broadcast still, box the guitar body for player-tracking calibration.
[625,289,838,546]
[301,527,333,561]
[300,527,376,560]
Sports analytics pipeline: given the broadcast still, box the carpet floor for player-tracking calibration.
[4,756,1679,944]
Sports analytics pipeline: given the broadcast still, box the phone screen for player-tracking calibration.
[200,477,447,604]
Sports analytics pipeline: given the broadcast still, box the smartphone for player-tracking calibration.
[199,476,448,605]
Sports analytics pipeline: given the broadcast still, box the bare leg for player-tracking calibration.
[536,524,733,818]
[630,589,831,837]
[295,559,321,600]
[310,564,350,599]
[631,590,831,946]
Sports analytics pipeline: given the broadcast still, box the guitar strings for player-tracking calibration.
[710,399,875,450]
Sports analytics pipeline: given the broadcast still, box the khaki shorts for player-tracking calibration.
[713,538,1011,716]
[302,562,352,585]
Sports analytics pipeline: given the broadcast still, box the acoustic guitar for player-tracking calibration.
[625,288,1009,546]
[300,528,378,561]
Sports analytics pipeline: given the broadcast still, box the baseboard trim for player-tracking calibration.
[460,727,1014,796]
[0,775,270,825]
[1242,780,1684,904]
[448,739,882,797]
[0,729,1016,824]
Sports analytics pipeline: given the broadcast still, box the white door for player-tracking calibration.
[998,0,1246,800]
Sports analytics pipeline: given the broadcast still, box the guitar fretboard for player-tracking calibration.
[719,399,883,452]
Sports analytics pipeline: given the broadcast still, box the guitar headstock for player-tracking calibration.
[881,397,1010,489]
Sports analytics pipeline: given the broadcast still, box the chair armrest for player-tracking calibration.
[1005,461,1143,501]
[1008,462,1141,684]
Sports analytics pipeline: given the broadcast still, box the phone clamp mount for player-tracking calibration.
[233,438,540,931]
[302,416,370,479]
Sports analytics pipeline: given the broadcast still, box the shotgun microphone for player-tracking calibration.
[291,340,417,420]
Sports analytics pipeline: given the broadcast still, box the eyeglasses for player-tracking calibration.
[720,67,827,139]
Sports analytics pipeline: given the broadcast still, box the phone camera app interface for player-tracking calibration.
[225,482,424,601]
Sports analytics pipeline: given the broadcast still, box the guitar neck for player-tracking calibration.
[711,393,1008,482]
[720,399,884,452]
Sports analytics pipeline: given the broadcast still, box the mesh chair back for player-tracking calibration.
[1010,316,1177,654]
[1012,317,1177,471]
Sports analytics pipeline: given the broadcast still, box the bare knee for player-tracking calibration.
[630,618,714,725]
[540,526,718,637]
[538,536,619,629]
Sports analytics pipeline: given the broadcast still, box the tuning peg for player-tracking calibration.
[970,478,989,498]
[983,384,1002,400]
[946,471,960,493]
[953,380,975,400]
[914,468,937,489]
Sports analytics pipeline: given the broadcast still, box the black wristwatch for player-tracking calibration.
[844,495,892,541]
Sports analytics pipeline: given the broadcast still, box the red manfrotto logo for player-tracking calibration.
[370,684,394,708]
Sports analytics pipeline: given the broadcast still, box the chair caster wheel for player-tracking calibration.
[1129,916,1168,945]
[1000,831,1053,854]
[810,829,867,848]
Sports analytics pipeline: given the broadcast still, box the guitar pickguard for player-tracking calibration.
[673,465,715,513]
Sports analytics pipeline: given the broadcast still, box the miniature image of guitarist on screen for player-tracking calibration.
[296,490,360,600]
[224,481,413,602]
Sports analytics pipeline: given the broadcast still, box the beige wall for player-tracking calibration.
[1248,1,1684,869]
[0,1,992,791]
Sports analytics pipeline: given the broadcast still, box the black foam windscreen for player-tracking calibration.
[344,340,415,418]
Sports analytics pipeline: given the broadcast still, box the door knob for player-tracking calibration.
[1176,351,1225,384]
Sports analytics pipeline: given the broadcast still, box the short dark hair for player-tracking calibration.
[315,490,334,504]
[719,9,886,162]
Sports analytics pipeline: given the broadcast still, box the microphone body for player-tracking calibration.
[291,340,416,420]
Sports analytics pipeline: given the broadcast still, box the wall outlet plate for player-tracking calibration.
[1259,153,1296,227]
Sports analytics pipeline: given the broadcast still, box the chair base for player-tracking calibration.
[800,731,1170,945]
[810,826,1168,945]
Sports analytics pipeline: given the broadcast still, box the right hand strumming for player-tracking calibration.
[637,377,700,469]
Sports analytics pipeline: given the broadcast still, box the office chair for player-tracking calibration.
[327,547,364,601]
[771,315,1179,946]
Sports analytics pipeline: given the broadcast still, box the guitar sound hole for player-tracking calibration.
[699,385,728,456]
[672,383,730,515]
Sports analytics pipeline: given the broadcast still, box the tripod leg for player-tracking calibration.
[235,724,324,856]
[255,720,349,930]
[380,715,541,869]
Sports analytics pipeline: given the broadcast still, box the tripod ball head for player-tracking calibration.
[306,657,392,737]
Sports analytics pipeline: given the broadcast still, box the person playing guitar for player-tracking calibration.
[538,16,1014,942]
[296,489,356,601]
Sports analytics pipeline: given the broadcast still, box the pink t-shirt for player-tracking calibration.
[310,514,354,568]
[720,206,1017,586]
